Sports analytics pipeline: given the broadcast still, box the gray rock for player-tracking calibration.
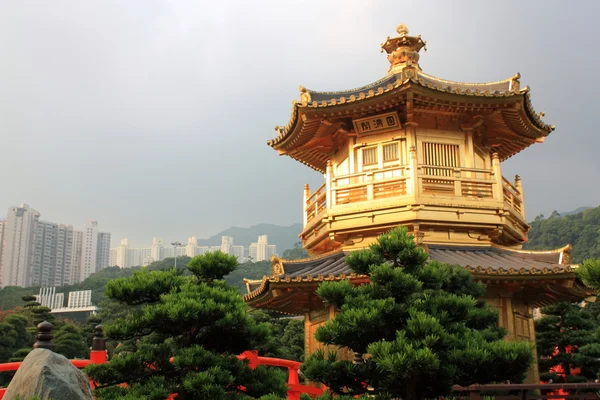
[4,348,93,400]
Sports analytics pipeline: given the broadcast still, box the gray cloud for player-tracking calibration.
[1,0,598,246]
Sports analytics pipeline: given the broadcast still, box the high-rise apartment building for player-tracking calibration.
[151,238,163,262]
[256,235,269,262]
[249,243,258,262]
[197,246,210,255]
[0,204,41,287]
[129,247,152,267]
[115,239,130,268]
[186,237,198,257]
[109,248,117,268]
[31,221,74,287]
[70,230,83,284]
[80,221,99,281]
[96,232,111,272]
[0,206,111,287]
[266,245,277,260]
[231,245,245,262]
[220,236,233,255]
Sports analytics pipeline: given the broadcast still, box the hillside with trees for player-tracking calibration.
[525,205,600,263]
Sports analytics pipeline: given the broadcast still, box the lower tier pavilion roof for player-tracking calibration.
[244,244,592,315]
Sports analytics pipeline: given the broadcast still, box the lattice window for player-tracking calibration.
[422,142,460,176]
[382,142,399,162]
[362,147,378,166]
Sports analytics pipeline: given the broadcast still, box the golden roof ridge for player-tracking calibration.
[278,247,345,264]
[489,242,572,254]
[417,71,517,87]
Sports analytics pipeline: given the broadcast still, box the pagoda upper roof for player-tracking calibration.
[244,244,591,315]
[269,24,555,173]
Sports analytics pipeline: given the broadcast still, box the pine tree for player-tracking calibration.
[536,301,600,382]
[302,227,533,400]
[54,324,89,360]
[86,251,287,400]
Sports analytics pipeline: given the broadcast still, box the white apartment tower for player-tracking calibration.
[249,243,258,262]
[0,204,41,287]
[266,244,277,260]
[220,236,233,255]
[151,238,163,262]
[70,230,83,284]
[116,238,130,268]
[96,232,111,271]
[256,235,268,262]
[32,222,74,287]
[80,220,99,281]
[109,248,117,268]
[231,245,245,263]
[186,237,198,257]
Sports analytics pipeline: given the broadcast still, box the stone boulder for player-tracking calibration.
[4,348,93,400]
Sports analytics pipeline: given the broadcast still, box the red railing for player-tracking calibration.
[239,351,324,400]
[0,322,324,400]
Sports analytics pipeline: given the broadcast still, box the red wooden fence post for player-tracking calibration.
[89,325,107,364]
[287,365,300,400]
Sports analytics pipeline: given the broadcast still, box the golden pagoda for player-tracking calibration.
[245,24,593,383]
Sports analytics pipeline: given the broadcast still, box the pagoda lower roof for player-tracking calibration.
[269,71,554,172]
[244,244,591,314]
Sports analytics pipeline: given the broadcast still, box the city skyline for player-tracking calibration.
[1,2,599,246]
[0,204,111,288]
[109,234,277,268]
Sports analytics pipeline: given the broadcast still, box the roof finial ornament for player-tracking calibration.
[397,23,409,36]
[381,23,426,76]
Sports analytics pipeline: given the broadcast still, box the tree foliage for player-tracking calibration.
[282,242,309,261]
[536,301,600,383]
[525,207,600,263]
[302,227,533,400]
[252,311,305,362]
[86,251,287,400]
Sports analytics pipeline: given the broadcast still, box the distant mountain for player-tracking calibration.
[197,223,303,253]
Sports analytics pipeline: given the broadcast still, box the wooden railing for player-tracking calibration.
[452,383,600,400]
[302,164,526,225]
[418,165,495,199]
[333,166,409,205]
[0,321,324,400]
[503,176,525,219]
[305,183,327,226]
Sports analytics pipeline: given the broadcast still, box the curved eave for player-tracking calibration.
[243,272,366,303]
[269,72,553,169]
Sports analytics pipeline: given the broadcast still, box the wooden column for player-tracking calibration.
[326,161,333,209]
[303,184,310,227]
[492,152,503,202]
[405,122,419,198]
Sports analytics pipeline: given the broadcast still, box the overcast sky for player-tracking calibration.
[1,0,599,247]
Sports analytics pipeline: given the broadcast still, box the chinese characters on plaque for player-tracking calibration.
[353,112,401,135]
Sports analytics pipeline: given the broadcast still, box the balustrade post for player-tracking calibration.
[90,325,108,364]
[408,145,418,197]
[303,184,310,227]
[454,168,462,197]
[33,321,55,351]
[325,161,333,209]
[492,153,503,201]
[514,174,526,218]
